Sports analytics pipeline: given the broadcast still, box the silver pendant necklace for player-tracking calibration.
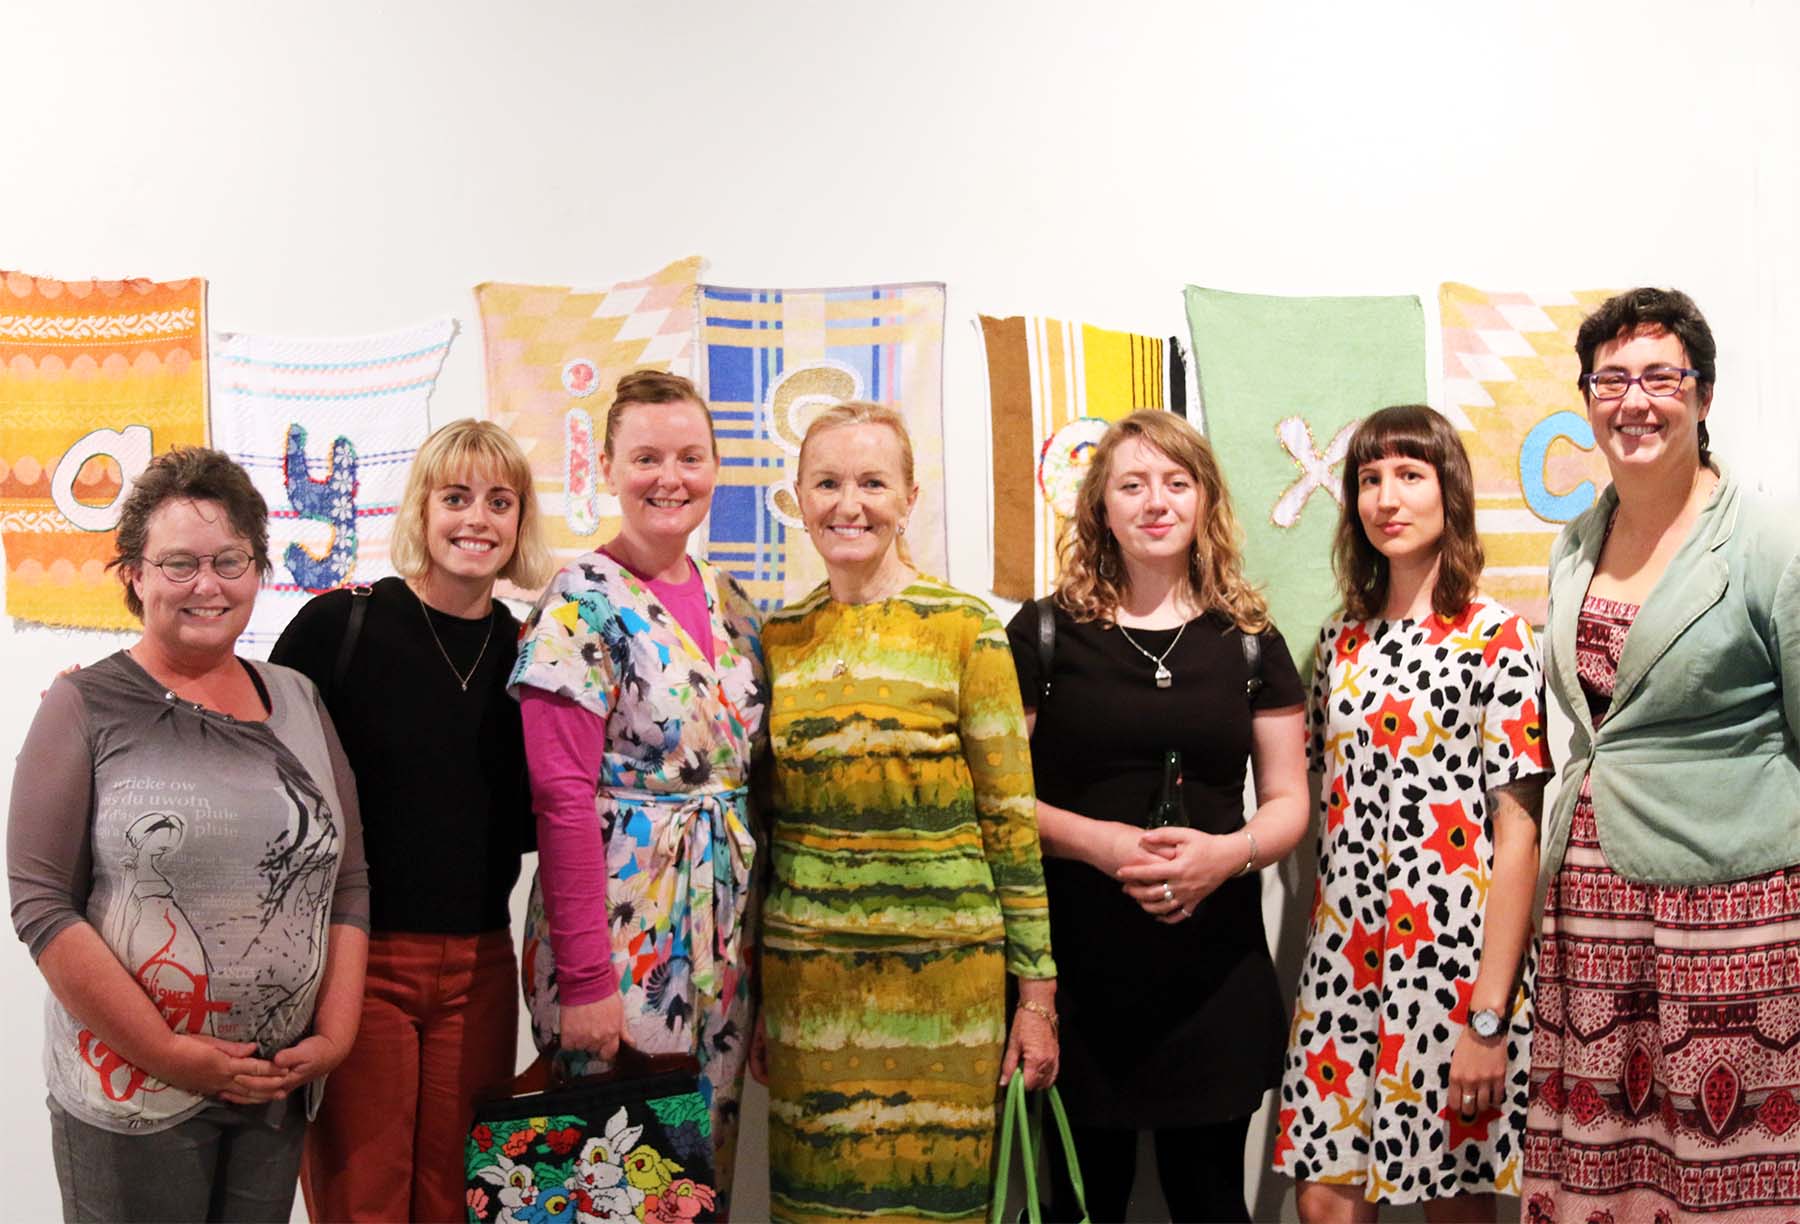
[415,590,494,691]
[1116,620,1187,688]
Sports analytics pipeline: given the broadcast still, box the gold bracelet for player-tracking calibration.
[1017,1000,1059,1033]
[1236,827,1260,877]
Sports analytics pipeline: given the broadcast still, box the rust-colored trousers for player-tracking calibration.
[301,930,518,1223]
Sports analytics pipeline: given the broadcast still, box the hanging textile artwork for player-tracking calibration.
[475,257,702,600]
[0,272,209,630]
[1184,286,1426,671]
[1439,283,1615,626]
[209,319,454,655]
[978,314,1189,601]
[698,281,947,609]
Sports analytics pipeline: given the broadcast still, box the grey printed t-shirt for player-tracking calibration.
[7,651,369,1133]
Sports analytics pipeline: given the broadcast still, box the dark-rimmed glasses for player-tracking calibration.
[1580,367,1699,400]
[143,549,254,582]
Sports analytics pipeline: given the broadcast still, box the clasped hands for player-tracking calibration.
[161,1029,347,1106]
[1111,824,1240,924]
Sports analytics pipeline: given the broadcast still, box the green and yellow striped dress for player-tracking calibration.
[761,577,1056,1224]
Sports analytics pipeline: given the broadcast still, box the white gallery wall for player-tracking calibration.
[4,2,1798,1218]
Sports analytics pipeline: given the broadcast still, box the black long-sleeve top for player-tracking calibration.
[271,576,531,935]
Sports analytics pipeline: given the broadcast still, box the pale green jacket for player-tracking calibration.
[1539,468,1800,914]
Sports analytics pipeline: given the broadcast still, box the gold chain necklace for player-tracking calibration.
[1116,620,1187,688]
[414,590,494,691]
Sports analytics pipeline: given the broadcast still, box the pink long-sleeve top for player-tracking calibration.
[521,558,715,1005]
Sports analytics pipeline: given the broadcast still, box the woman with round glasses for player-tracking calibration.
[270,419,551,1223]
[1521,289,1800,1222]
[8,447,368,1222]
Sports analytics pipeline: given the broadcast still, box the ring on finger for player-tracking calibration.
[1161,882,1175,903]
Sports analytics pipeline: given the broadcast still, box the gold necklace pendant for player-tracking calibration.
[415,590,494,691]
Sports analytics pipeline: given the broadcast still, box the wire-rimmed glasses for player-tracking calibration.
[143,549,254,582]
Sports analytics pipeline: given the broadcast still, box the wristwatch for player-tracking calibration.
[1469,1008,1503,1039]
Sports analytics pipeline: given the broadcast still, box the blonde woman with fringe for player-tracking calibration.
[751,401,1058,1223]
[271,419,551,1222]
[1005,409,1309,1223]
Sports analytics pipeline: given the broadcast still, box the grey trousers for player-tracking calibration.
[48,1095,305,1223]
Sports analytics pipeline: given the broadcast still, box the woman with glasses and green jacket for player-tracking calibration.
[1521,288,1800,1223]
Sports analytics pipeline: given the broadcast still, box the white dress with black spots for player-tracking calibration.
[1273,597,1551,1205]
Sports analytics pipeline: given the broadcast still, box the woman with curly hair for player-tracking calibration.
[1006,409,1309,1222]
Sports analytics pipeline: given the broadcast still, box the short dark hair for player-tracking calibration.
[108,447,271,618]
[1575,287,1717,467]
[1333,405,1483,622]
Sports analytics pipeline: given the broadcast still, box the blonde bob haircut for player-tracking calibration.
[796,400,917,566]
[391,419,552,589]
[1053,409,1269,633]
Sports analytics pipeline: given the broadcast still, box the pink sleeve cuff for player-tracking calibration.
[520,688,618,1003]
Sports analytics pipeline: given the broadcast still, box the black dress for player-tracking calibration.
[1006,603,1304,1128]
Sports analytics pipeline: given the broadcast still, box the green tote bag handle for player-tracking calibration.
[990,1074,1089,1224]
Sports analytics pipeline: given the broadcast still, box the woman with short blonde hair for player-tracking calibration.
[272,417,548,1222]
[390,418,552,589]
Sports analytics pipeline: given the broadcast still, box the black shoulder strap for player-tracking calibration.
[332,584,375,694]
[1034,595,1056,707]
[1240,627,1264,702]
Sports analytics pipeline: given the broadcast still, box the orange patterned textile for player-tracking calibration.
[474,257,701,602]
[0,272,208,629]
[1438,283,1617,626]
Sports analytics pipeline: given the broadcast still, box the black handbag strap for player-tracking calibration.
[1037,596,1260,707]
[1033,595,1056,707]
[1240,627,1264,701]
[332,584,374,694]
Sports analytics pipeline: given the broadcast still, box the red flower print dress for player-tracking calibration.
[1274,598,1551,1204]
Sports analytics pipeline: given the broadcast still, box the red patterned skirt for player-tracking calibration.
[1522,794,1800,1222]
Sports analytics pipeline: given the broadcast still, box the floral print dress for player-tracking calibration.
[510,552,767,1197]
[1275,598,1551,1204]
